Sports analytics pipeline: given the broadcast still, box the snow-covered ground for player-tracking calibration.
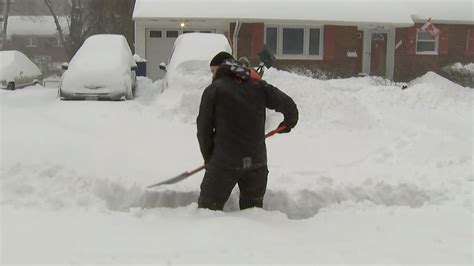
[1,69,472,265]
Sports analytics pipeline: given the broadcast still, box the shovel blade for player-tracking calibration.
[147,172,190,189]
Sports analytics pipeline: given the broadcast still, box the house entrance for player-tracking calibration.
[370,32,388,77]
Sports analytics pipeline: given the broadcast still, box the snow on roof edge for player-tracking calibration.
[411,16,474,25]
[132,0,473,26]
[132,16,415,28]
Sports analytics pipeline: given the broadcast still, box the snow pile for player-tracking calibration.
[1,70,472,264]
[132,54,147,63]
[404,71,472,111]
[133,76,163,104]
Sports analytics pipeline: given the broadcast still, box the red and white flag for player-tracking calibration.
[420,18,441,37]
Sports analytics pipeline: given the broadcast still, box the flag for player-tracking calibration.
[420,18,441,37]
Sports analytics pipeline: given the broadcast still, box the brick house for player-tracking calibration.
[1,0,69,76]
[132,0,474,82]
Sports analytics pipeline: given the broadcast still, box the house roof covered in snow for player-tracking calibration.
[402,0,474,24]
[132,0,474,26]
[6,16,69,38]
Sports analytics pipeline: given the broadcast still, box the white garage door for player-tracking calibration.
[145,29,216,80]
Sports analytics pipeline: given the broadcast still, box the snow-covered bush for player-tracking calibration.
[287,66,332,80]
[441,63,474,88]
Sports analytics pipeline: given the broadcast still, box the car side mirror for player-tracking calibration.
[159,62,167,72]
[131,65,138,71]
[61,62,69,70]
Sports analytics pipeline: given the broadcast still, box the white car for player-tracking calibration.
[59,34,137,100]
[159,33,232,90]
[0,50,42,90]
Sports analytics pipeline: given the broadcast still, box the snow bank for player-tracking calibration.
[3,203,470,264]
[132,54,147,63]
[3,70,470,211]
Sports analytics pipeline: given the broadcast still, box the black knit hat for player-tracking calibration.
[210,51,234,66]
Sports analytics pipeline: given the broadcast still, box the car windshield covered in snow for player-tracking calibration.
[59,34,137,100]
[162,33,232,90]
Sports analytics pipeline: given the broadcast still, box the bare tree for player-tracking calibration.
[43,0,66,48]
[42,0,89,58]
[68,0,96,58]
[1,0,10,50]
[42,0,135,57]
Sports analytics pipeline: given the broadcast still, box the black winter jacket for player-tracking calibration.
[197,65,298,170]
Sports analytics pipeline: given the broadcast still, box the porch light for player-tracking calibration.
[179,21,186,28]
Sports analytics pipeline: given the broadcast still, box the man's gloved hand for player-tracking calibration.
[277,122,292,133]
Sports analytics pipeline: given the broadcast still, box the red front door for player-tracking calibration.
[370,32,387,77]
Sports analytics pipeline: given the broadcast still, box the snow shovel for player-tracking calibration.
[256,45,276,76]
[146,125,287,189]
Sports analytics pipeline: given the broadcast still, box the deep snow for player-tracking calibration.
[1,69,472,265]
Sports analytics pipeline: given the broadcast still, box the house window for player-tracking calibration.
[166,31,179,38]
[265,25,324,59]
[150,31,162,38]
[52,35,63,47]
[265,27,277,54]
[309,28,321,55]
[25,37,38,48]
[416,30,438,54]
[283,28,304,54]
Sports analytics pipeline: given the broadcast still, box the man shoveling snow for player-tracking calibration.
[197,52,299,211]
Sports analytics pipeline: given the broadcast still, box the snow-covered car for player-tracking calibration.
[159,33,232,90]
[59,34,137,100]
[0,50,42,90]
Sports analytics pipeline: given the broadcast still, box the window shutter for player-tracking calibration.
[406,26,417,55]
[439,26,449,55]
[468,29,474,54]
[251,23,264,58]
[324,25,335,60]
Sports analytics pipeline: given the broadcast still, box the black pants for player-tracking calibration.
[198,165,269,211]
